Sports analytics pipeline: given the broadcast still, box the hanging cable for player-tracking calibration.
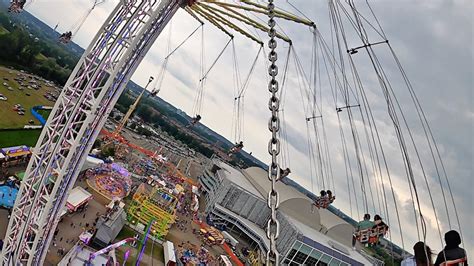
[193,37,232,117]
[151,22,203,96]
[70,0,105,37]
[151,21,173,96]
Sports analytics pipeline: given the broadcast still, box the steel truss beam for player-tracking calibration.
[1,0,181,264]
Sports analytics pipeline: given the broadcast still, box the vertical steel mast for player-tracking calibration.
[1,0,184,264]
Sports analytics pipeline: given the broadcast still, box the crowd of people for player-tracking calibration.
[401,230,467,266]
[176,242,218,265]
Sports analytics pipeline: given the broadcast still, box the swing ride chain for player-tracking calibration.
[266,0,281,265]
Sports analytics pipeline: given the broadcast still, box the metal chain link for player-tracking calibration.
[266,0,281,265]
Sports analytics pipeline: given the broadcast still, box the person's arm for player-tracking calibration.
[433,251,443,266]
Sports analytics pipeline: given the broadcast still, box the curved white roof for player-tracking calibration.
[242,167,350,232]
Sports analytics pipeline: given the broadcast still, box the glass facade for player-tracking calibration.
[283,241,350,266]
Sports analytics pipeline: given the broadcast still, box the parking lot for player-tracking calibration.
[0,66,60,129]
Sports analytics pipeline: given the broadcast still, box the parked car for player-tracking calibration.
[2,82,7,86]
[0,95,7,101]
[26,93,31,96]
[18,111,25,115]
[7,87,13,91]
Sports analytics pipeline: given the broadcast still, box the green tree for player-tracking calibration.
[101,147,115,158]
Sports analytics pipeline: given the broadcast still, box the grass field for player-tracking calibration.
[35,53,48,62]
[0,129,41,147]
[0,66,57,129]
[37,109,51,121]
[0,26,9,35]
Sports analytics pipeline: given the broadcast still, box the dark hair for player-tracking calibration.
[363,213,370,220]
[320,190,327,196]
[374,215,382,221]
[413,241,432,266]
[326,190,332,195]
[445,230,461,248]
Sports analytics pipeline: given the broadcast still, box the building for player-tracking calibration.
[92,201,127,248]
[0,145,32,168]
[58,242,111,266]
[199,159,382,265]
[66,186,93,212]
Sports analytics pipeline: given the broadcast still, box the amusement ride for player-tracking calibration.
[2,0,466,265]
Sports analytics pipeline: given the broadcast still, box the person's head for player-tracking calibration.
[374,214,382,221]
[320,190,327,197]
[285,168,291,173]
[239,141,243,144]
[326,190,332,196]
[413,241,432,266]
[444,230,461,248]
[363,213,370,220]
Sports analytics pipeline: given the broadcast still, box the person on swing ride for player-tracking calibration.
[368,214,388,245]
[327,190,335,204]
[187,115,201,128]
[357,213,375,231]
[352,213,375,248]
[372,214,388,231]
[401,242,434,266]
[434,230,467,266]
[8,0,24,12]
[59,31,72,43]
[228,141,244,157]
[313,190,327,209]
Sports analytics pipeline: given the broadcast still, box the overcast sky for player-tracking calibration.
[26,0,472,256]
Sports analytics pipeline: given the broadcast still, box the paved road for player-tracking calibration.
[0,208,9,240]
[44,182,108,265]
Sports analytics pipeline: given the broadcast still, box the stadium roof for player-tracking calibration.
[214,162,355,247]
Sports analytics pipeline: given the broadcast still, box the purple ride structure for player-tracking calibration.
[1,0,182,264]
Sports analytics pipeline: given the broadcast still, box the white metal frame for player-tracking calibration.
[1,0,183,264]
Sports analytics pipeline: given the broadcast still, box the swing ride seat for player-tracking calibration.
[229,145,242,154]
[354,225,388,244]
[8,3,22,13]
[9,0,25,12]
[59,36,72,44]
[440,257,467,266]
[375,224,388,238]
[313,196,335,209]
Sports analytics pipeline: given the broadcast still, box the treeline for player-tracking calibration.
[0,13,78,85]
[116,92,215,158]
